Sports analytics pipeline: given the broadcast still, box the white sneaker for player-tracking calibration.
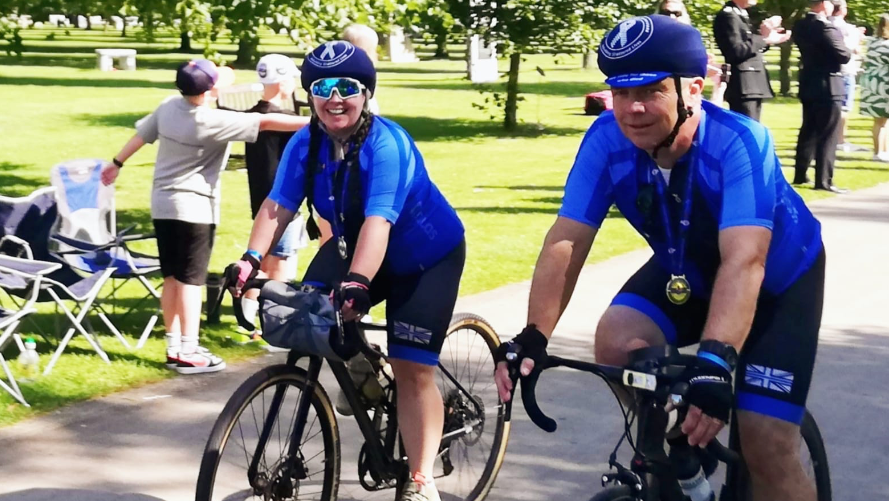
[175,346,226,374]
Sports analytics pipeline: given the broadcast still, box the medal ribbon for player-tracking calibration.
[648,142,697,278]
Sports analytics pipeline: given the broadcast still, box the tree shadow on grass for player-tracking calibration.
[0,75,173,90]
[406,79,604,98]
[75,112,148,128]
[476,184,565,191]
[0,161,49,197]
[386,115,586,142]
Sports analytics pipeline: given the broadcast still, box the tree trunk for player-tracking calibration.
[780,41,793,96]
[434,31,448,58]
[121,23,127,37]
[236,36,257,66]
[180,31,192,52]
[582,50,596,70]
[504,52,521,131]
[86,15,92,30]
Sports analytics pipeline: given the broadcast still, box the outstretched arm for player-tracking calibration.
[101,134,146,185]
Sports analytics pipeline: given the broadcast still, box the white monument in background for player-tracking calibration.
[387,27,418,63]
[468,35,499,83]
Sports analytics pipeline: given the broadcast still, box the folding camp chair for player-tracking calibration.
[0,187,118,374]
[49,159,161,350]
[0,257,61,406]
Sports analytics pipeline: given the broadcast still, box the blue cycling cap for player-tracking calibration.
[300,40,376,96]
[598,15,708,88]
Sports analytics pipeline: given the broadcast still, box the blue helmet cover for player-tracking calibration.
[598,15,708,88]
[300,40,377,96]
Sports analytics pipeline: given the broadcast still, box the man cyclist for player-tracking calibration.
[494,16,824,501]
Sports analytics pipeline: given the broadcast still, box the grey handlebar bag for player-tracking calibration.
[258,281,346,361]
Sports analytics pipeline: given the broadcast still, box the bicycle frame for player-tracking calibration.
[515,348,741,501]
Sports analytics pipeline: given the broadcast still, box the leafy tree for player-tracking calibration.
[0,15,24,58]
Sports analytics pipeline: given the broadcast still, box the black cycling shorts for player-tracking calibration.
[302,239,466,366]
[611,249,825,424]
[153,219,216,286]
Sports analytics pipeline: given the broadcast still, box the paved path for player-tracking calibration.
[1,184,887,501]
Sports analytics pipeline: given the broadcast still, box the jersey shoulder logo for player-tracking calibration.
[307,41,356,69]
[600,17,655,60]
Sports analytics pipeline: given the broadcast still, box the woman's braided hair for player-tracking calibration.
[303,110,376,241]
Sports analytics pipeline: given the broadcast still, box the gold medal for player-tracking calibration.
[666,275,691,305]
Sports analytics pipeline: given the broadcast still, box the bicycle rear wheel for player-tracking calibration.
[432,313,510,501]
[196,364,340,501]
[728,409,831,501]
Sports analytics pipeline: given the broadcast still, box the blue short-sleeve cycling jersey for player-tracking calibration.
[269,116,464,275]
[560,101,822,295]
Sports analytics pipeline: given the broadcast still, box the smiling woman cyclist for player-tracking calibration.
[232,40,465,501]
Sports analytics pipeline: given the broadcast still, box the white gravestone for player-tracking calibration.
[77,15,87,29]
[469,35,499,84]
[387,27,418,63]
[110,16,124,31]
[48,14,69,27]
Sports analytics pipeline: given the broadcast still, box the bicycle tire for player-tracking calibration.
[801,410,831,501]
[195,364,340,501]
[589,485,635,501]
[432,312,510,501]
[730,409,830,501]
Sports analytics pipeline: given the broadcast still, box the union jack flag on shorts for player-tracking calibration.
[393,321,433,345]
[744,364,794,394]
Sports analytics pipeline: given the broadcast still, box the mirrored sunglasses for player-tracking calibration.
[310,77,365,100]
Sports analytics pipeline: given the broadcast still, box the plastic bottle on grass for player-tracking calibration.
[17,338,40,381]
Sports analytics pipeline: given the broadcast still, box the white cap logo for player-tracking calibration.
[309,41,356,68]
[601,17,654,60]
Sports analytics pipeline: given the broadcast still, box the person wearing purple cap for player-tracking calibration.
[494,15,825,501]
[100,59,309,375]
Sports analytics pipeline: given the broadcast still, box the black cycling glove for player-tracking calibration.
[338,272,371,316]
[684,341,738,423]
[493,324,549,378]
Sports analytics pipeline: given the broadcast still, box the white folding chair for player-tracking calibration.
[49,159,161,350]
[0,256,62,406]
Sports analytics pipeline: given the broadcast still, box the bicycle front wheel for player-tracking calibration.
[730,409,830,501]
[433,313,510,501]
[196,364,340,501]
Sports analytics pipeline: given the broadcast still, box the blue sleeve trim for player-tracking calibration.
[269,193,299,213]
[388,344,439,366]
[556,210,601,229]
[736,391,805,425]
[365,208,399,224]
[718,219,774,231]
[245,249,263,261]
[611,293,677,345]
[698,351,731,372]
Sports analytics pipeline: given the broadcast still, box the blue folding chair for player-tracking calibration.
[0,187,118,374]
[49,159,161,349]
[0,256,62,405]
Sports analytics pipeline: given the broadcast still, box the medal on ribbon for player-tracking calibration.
[646,144,697,305]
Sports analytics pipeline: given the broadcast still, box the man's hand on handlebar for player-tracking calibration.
[680,342,738,447]
[493,325,549,403]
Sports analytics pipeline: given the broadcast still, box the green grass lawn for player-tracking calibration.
[1,26,887,426]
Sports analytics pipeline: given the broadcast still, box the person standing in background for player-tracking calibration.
[859,14,889,161]
[713,0,792,121]
[658,0,728,104]
[831,0,866,152]
[793,0,852,192]
[237,54,310,349]
[343,24,381,115]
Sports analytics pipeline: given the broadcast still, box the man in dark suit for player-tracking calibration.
[713,0,792,121]
[793,0,852,193]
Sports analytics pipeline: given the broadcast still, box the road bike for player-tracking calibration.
[196,274,509,501]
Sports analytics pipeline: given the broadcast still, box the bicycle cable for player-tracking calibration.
[595,372,639,463]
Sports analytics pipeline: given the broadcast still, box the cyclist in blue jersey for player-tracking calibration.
[494,16,823,501]
[232,41,464,501]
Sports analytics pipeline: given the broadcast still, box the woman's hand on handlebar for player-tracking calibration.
[493,325,549,403]
[228,252,261,298]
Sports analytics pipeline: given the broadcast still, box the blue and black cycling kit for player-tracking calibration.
[270,116,465,275]
[560,101,825,424]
